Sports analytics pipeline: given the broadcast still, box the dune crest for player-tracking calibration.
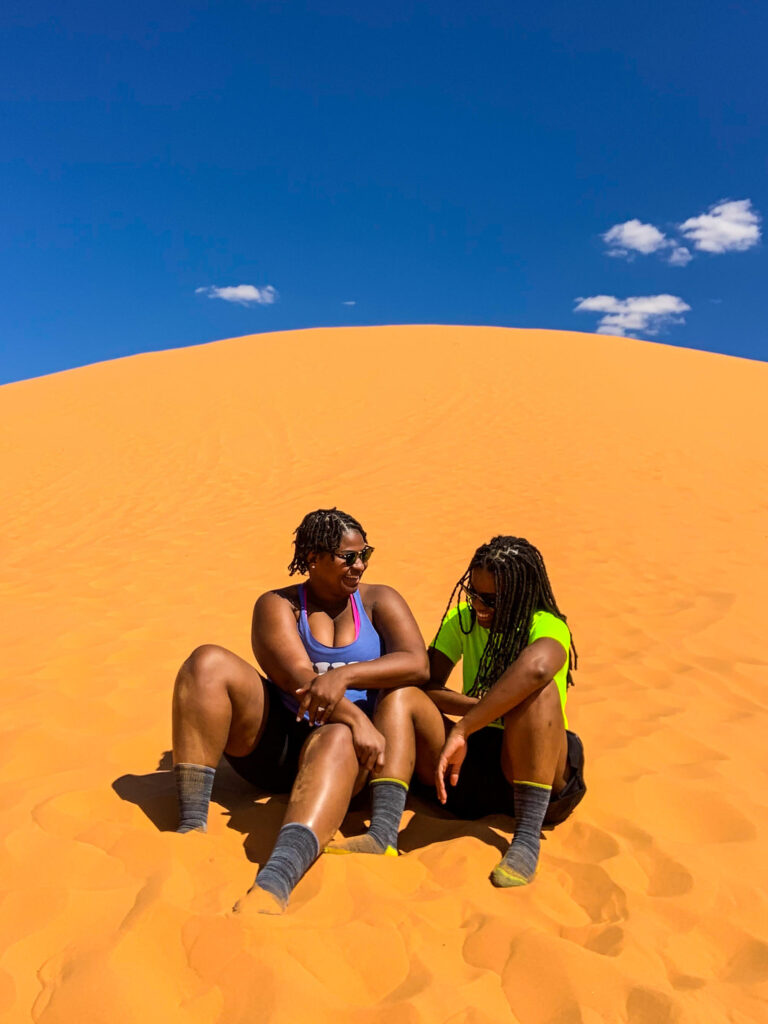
[2,326,767,1023]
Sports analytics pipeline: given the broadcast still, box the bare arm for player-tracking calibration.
[251,591,383,768]
[434,637,568,803]
[346,584,429,690]
[290,584,428,728]
[453,637,567,737]
[251,591,368,728]
[424,647,479,716]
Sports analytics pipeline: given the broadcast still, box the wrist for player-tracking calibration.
[453,718,471,739]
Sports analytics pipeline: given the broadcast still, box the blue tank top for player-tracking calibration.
[279,584,383,718]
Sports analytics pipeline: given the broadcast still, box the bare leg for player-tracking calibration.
[499,679,568,791]
[327,686,446,854]
[171,644,269,832]
[492,680,567,887]
[234,723,363,916]
[172,644,269,766]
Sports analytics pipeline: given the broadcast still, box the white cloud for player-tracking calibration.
[667,246,693,266]
[679,199,761,253]
[603,219,668,258]
[574,294,691,337]
[342,300,356,306]
[195,284,278,306]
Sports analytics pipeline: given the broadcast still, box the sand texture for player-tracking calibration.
[2,325,768,1023]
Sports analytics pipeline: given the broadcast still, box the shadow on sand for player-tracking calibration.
[112,752,513,862]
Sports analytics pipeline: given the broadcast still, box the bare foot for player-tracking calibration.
[232,884,286,917]
[324,833,398,856]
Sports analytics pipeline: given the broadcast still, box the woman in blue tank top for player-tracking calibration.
[170,508,430,915]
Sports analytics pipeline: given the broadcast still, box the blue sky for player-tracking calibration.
[2,0,766,384]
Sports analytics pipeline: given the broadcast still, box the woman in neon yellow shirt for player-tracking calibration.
[329,535,585,886]
[428,535,586,886]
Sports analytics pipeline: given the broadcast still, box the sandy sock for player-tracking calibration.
[174,763,215,833]
[367,778,408,852]
[491,780,551,887]
[253,823,320,908]
[325,778,407,855]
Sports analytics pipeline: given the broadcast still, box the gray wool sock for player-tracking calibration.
[174,763,215,833]
[253,823,320,908]
[367,778,408,853]
[491,781,552,887]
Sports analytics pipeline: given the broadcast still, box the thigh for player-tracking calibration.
[412,692,450,784]
[208,647,271,757]
[225,680,312,792]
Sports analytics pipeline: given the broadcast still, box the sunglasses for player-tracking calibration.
[465,584,497,609]
[333,546,375,567]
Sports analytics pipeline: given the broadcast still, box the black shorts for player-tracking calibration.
[223,680,313,793]
[427,728,586,827]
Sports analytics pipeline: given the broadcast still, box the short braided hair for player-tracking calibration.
[433,536,577,697]
[288,508,367,575]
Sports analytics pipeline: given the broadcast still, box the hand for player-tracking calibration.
[349,716,386,773]
[295,668,349,726]
[435,726,468,804]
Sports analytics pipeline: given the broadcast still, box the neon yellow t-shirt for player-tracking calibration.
[430,603,571,728]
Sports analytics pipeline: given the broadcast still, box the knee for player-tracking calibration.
[306,722,356,761]
[376,684,423,713]
[174,644,231,701]
[507,679,562,726]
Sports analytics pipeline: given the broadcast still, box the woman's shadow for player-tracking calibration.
[112,752,291,865]
[112,756,511,861]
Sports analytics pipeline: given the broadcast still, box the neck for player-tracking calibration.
[303,578,350,615]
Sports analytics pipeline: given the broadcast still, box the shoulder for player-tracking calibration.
[254,585,302,620]
[528,610,570,649]
[358,582,403,609]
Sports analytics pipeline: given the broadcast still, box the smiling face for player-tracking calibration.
[308,528,370,597]
[468,567,497,629]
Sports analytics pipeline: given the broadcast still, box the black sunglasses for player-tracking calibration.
[333,546,375,567]
[465,584,497,609]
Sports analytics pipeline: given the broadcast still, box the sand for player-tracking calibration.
[2,324,767,1023]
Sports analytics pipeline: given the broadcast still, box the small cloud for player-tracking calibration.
[603,219,692,267]
[195,284,278,306]
[603,219,668,258]
[342,300,356,306]
[679,199,761,254]
[574,294,690,337]
[667,245,693,266]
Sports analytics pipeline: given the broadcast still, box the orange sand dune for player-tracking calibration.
[2,325,768,1024]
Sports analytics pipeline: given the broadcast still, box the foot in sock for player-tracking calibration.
[325,833,398,856]
[325,777,407,857]
[174,763,215,833]
[233,884,287,917]
[490,780,551,888]
[233,822,319,916]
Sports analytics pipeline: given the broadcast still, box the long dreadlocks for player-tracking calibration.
[433,536,577,697]
[288,508,367,575]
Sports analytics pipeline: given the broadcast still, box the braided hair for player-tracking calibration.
[288,508,367,575]
[434,536,577,697]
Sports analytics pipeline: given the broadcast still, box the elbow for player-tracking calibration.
[528,657,554,689]
[413,652,430,686]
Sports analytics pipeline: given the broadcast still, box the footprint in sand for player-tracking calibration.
[563,822,621,863]
[556,862,628,925]
[721,935,768,985]
[610,822,694,898]
[626,985,679,1024]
